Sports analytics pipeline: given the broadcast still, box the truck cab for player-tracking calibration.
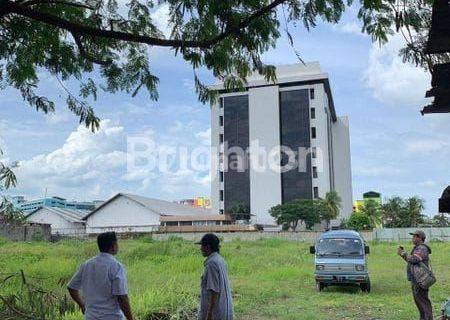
[310,230,371,292]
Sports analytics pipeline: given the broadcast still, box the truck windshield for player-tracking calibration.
[316,238,363,256]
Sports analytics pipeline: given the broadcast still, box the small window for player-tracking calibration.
[220,190,224,201]
[312,147,317,158]
[311,108,316,119]
[314,187,319,199]
[220,171,224,182]
[313,166,318,179]
[220,134,224,143]
[310,88,315,100]
[219,97,224,108]
[219,116,224,126]
[219,209,224,215]
[311,127,317,139]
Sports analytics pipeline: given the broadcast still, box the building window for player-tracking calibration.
[220,190,224,201]
[311,127,317,139]
[312,147,317,158]
[313,187,319,199]
[220,134,224,143]
[220,171,224,182]
[219,115,224,126]
[313,166,318,178]
[311,108,316,119]
[310,88,315,100]
[219,209,224,215]
[219,97,224,108]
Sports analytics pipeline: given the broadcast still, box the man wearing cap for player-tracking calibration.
[397,230,433,320]
[67,232,134,320]
[196,233,233,320]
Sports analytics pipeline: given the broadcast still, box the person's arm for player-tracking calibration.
[117,295,134,320]
[398,246,428,264]
[112,263,133,320]
[206,291,218,320]
[67,264,85,314]
[68,288,86,314]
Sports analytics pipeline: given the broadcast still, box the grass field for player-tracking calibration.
[0,236,449,319]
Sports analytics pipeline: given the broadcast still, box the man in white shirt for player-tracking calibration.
[67,232,134,320]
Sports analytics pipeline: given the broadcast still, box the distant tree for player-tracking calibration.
[0,197,26,225]
[345,212,373,231]
[270,199,323,231]
[381,196,426,228]
[360,199,381,228]
[432,213,449,227]
[228,203,251,221]
[321,191,342,229]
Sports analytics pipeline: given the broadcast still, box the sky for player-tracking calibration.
[1,6,449,216]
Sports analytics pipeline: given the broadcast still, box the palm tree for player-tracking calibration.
[361,199,382,228]
[405,197,425,227]
[322,191,342,229]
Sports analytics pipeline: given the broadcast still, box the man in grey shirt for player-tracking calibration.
[196,233,233,320]
[67,232,134,320]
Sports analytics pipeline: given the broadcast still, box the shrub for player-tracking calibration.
[346,212,373,231]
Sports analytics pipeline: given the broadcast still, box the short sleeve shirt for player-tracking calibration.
[68,253,128,320]
[198,252,233,320]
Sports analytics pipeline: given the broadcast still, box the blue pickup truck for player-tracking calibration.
[310,230,371,292]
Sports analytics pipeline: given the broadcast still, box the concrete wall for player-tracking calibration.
[248,85,282,226]
[331,116,353,222]
[85,195,160,234]
[154,230,373,242]
[0,223,51,241]
[210,98,221,216]
[373,227,450,242]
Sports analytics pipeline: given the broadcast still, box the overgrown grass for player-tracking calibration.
[0,237,449,319]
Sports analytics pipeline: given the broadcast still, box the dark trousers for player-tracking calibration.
[412,283,433,320]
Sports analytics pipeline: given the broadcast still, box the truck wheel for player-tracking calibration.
[360,280,371,293]
[316,282,325,292]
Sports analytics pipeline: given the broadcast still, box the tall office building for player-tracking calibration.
[210,63,353,227]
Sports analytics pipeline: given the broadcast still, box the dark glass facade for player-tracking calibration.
[279,89,313,203]
[223,95,250,212]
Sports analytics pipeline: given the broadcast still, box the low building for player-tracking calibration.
[83,193,214,234]
[159,213,255,232]
[14,196,98,213]
[353,191,382,212]
[26,207,88,235]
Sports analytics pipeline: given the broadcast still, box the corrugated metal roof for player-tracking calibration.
[83,193,212,220]
[28,207,89,223]
[123,193,212,216]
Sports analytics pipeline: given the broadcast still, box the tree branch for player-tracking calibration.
[5,0,289,48]
[71,31,111,65]
[22,0,95,10]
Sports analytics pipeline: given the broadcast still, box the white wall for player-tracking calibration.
[249,86,282,226]
[85,196,160,234]
[332,116,353,223]
[27,209,85,235]
[210,99,221,215]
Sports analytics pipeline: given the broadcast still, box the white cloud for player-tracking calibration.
[364,34,431,107]
[405,139,450,154]
[195,128,211,146]
[354,165,406,177]
[14,120,127,199]
[335,22,367,37]
[151,4,171,38]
